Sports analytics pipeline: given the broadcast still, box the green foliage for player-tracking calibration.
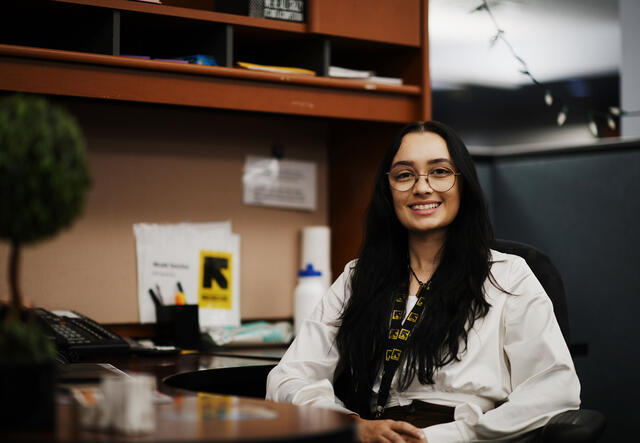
[0,312,56,364]
[0,94,91,244]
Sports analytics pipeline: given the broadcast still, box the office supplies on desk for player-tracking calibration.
[72,374,156,434]
[175,281,186,305]
[134,221,241,328]
[148,288,163,306]
[33,309,129,361]
[123,337,181,355]
[300,225,331,289]
[203,321,293,347]
[294,264,324,336]
[155,304,201,349]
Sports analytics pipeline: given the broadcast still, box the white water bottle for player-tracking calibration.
[294,263,325,337]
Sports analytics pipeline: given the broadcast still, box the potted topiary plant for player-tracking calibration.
[0,93,91,430]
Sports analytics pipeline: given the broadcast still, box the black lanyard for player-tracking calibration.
[374,281,431,418]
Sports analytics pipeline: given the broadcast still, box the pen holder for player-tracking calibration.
[154,304,201,350]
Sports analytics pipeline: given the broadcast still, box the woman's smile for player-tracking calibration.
[409,200,442,214]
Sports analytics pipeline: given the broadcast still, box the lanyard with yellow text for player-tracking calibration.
[374,281,431,418]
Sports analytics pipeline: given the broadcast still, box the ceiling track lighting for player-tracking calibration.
[472,0,638,137]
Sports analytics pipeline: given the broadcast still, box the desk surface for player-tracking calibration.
[4,352,355,442]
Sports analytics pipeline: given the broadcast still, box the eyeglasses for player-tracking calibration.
[386,165,461,192]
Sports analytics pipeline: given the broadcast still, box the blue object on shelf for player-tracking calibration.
[180,55,218,66]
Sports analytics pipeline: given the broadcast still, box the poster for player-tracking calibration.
[133,221,241,327]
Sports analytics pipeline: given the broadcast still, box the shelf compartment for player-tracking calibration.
[0,44,420,122]
[329,37,422,86]
[0,0,117,55]
[119,10,231,66]
[233,26,327,76]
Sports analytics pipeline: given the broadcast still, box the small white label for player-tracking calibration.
[52,310,81,319]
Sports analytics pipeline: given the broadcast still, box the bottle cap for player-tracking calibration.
[298,263,322,277]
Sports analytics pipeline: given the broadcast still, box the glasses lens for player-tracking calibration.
[428,170,456,192]
[388,168,416,191]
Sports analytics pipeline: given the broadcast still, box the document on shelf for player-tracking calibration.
[328,66,403,85]
[328,66,375,79]
[368,76,404,86]
[236,61,316,75]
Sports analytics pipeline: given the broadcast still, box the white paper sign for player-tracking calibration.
[133,222,241,328]
[242,156,316,211]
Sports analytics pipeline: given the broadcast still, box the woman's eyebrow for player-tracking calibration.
[427,158,454,166]
[390,158,454,168]
[390,160,415,168]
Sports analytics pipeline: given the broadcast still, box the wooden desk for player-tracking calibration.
[3,353,355,442]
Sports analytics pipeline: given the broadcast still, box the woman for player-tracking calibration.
[266,121,580,442]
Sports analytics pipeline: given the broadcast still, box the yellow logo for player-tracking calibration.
[385,348,402,361]
[399,328,410,340]
[392,309,403,320]
[416,297,424,306]
[389,329,399,339]
[198,250,233,310]
[407,312,419,323]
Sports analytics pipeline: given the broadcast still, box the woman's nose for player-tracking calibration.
[414,175,433,193]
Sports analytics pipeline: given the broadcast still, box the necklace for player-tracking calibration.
[408,264,430,288]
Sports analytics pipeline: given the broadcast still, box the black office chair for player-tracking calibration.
[492,239,605,443]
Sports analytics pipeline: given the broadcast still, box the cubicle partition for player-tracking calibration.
[475,140,640,442]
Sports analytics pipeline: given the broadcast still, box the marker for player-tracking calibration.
[175,281,186,305]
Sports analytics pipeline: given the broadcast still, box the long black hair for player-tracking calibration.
[333,121,494,416]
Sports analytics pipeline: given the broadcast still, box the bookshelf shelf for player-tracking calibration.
[0,44,419,122]
[0,0,429,122]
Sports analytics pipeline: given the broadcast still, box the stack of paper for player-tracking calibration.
[237,61,315,75]
[328,66,375,79]
[328,65,403,85]
[368,76,404,86]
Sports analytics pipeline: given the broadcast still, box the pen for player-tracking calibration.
[149,288,163,306]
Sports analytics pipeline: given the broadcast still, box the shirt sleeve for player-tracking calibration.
[265,262,356,415]
[424,256,581,442]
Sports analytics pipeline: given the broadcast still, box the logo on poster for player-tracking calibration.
[199,250,233,310]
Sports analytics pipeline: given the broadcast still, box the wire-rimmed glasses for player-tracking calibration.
[386,165,461,192]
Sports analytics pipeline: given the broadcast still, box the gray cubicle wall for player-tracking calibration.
[478,142,640,442]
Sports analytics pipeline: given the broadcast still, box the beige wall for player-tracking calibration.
[0,98,329,323]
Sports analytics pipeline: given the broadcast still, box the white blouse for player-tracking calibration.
[266,250,581,442]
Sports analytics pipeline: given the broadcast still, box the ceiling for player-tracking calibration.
[429,0,620,90]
